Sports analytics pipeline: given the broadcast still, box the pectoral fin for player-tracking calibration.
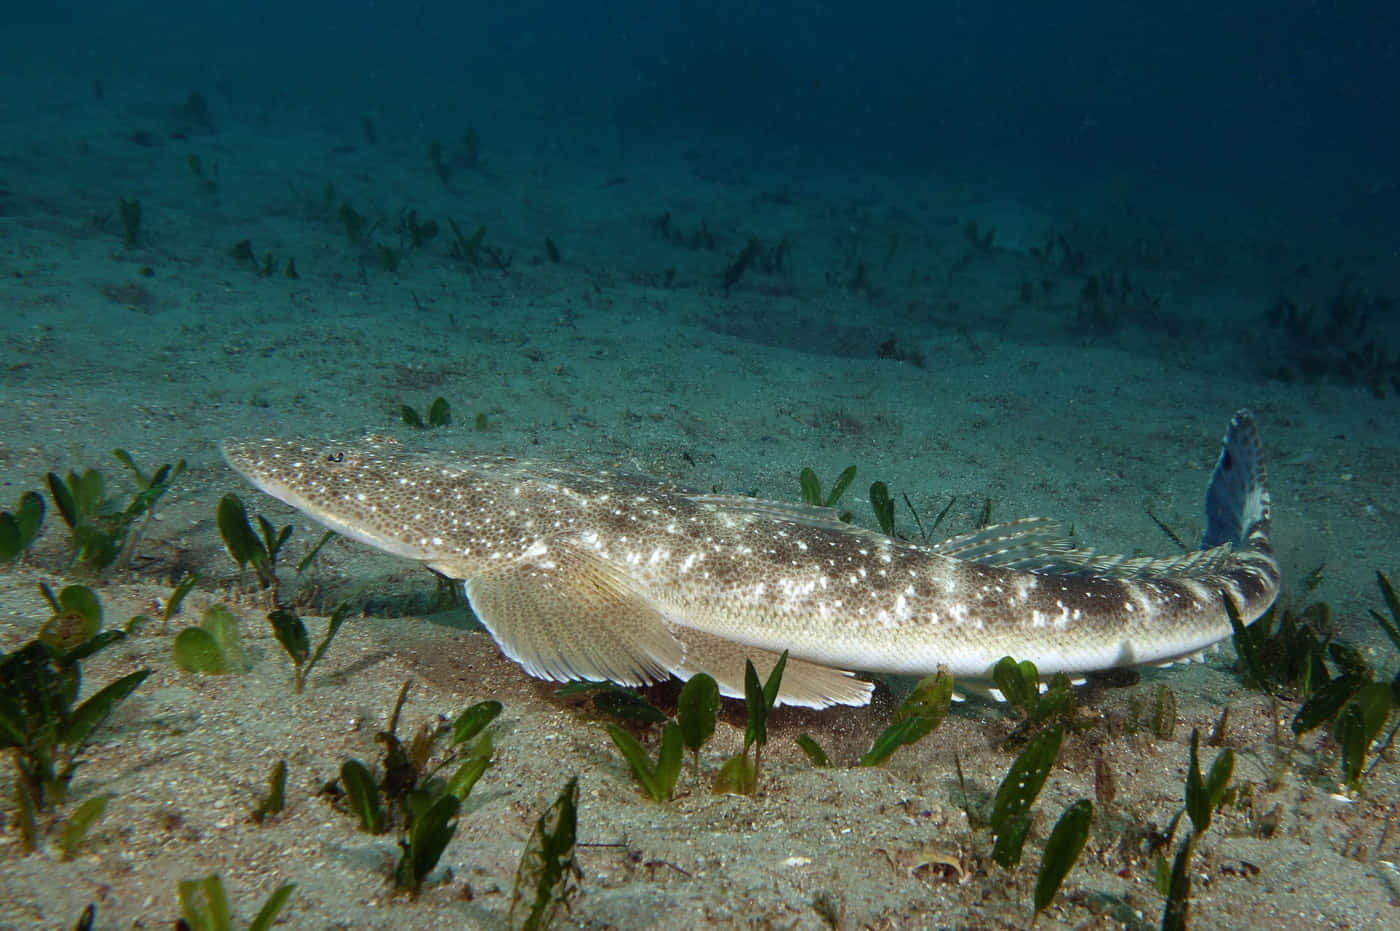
[464,541,684,687]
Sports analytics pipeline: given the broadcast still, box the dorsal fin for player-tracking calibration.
[929,517,1079,570]
[931,517,1238,581]
[687,494,877,535]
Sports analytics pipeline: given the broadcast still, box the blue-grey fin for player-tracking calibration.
[667,624,873,709]
[1202,409,1270,549]
[461,540,684,687]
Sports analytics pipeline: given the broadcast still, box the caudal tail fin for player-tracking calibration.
[1201,410,1271,550]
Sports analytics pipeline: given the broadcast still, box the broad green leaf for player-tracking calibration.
[258,759,287,818]
[795,734,830,767]
[111,448,146,485]
[1161,835,1195,931]
[307,601,350,674]
[16,490,44,541]
[653,722,684,801]
[744,650,788,751]
[860,669,954,766]
[1204,747,1235,813]
[178,875,233,931]
[712,753,757,795]
[295,530,336,575]
[0,512,20,561]
[1034,799,1093,916]
[72,524,121,570]
[677,673,719,753]
[1335,682,1392,787]
[1184,729,1207,834]
[993,656,1040,713]
[63,629,125,665]
[305,602,348,674]
[1356,681,1393,744]
[762,651,788,710]
[62,584,102,629]
[340,758,384,834]
[1037,674,1075,721]
[592,687,667,722]
[608,723,667,801]
[1292,673,1361,735]
[0,694,27,747]
[1185,728,1233,836]
[870,481,894,535]
[990,725,1063,867]
[40,585,104,651]
[57,794,110,859]
[73,469,104,519]
[173,628,226,674]
[859,716,924,768]
[164,572,199,621]
[825,465,857,506]
[446,734,493,800]
[428,397,451,427]
[1335,702,1368,787]
[508,776,580,931]
[255,514,292,562]
[1370,572,1400,652]
[201,604,247,673]
[217,494,267,570]
[398,793,460,893]
[743,660,766,751]
[452,700,503,746]
[1224,591,1264,685]
[553,681,606,696]
[0,491,44,561]
[247,883,296,931]
[46,471,80,529]
[268,609,310,666]
[61,670,149,750]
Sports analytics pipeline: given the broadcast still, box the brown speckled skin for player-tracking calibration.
[223,432,1278,699]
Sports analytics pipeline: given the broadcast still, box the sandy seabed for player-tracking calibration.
[3,75,1400,929]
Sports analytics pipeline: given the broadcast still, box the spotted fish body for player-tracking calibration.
[223,411,1279,708]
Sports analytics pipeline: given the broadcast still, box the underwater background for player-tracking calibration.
[2,2,1399,928]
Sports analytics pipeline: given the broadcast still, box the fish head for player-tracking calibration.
[222,436,520,571]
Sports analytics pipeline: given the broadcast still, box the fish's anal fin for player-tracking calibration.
[668,624,873,709]
[463,540,684,687]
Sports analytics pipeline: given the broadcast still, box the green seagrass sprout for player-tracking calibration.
[47,449,185,573]
[509,777,580,931]
[176,874,295,931]
[401,396,451,428]
[267,603,349,693]
[0,490,44,563]
[1,587,150,851]
[332,683,500,896]
[171,604,249,675]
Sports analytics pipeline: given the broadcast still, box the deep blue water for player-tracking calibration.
[14,1,1396,244]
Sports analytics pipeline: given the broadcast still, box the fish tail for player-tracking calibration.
[1201,410,1271,550]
